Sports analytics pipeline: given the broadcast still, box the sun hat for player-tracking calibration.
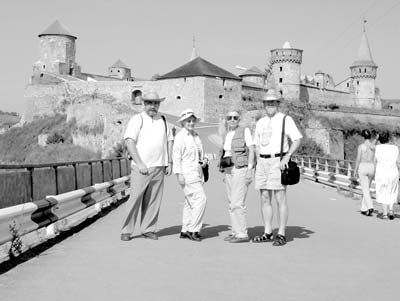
[178,109,200,123]
[262,89,281,102]
[141,91,165,102]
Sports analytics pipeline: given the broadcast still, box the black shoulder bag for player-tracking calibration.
[280,115,300,185]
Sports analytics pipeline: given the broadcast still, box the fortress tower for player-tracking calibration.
[108,59,131,80]
[270,42,303,100]
[33,20,80,77]
[350,28,378,108]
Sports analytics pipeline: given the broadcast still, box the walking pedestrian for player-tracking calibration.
[354,129,376,216]
[121,91,174,241]
[252,89,302,246]
[374,131,399,220]
[219,110,255,243]
[173,109,208,241]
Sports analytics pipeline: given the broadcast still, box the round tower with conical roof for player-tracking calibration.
[108,59,131,80]
[350,28,378,108]
[270,41,303,100]
[33,20,78,76]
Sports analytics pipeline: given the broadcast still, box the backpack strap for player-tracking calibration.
[280,115,287,161]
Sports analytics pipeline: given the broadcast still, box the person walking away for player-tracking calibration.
[121,91,174,241]
[354,129,376,216]
[219,110,254,243]
[252,89,302,246]
[173,109,208,242]
[374,131,399,220]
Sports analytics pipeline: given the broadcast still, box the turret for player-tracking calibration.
[33,20,79,76]
[350,27,378,108]
[108,59,131,80]
[270,41,303,100]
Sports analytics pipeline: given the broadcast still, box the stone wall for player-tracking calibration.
[300,84,353,107]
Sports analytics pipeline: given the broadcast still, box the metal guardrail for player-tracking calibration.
[0,158,131,208]
[292,155,375,196]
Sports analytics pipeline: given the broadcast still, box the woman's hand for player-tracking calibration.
[177,174,185,185]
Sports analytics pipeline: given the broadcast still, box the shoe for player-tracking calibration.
[188,232,202,241]
[180,232,191,239]
[120,234,132,241]
[272,234,287,246]
[142,232,158,240]
[368,208,374,216]
[229,236,250,243]
[388,210,395,220]
[223,234,235,241]
[252,233,274,243]
[361,210,370,216]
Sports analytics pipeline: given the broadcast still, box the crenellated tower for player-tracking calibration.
[350,27,378,108]
[270,42,303,100]
[33,20,80,77]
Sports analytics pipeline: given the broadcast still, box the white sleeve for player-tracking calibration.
[253,122,261,147]
[285,116,303,141]
[172,133,184,174]
[244,128,254,146]
[123,115,141,141]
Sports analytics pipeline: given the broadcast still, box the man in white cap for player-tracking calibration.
[121,91,174,241]
[252,89,302,246]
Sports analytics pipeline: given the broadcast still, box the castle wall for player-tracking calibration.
[203,78,241,123]
[300,84,354,107]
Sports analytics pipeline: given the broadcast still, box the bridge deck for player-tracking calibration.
[1,165,399,300]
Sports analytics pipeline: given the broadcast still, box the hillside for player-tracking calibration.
[0,114,101,164]
[0,110,20,129]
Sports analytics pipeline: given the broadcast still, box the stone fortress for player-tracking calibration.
[23,20,400,158]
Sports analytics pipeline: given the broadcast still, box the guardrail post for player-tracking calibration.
[28,167,34,201]
[73,163,78,190]
[308,158,312,168]
[347,163,352,177]
[119,159,122,177]
[53,166,59,195]
[110,159,114,180]
[316,158,320,171]
[325,159,329,172]
[101,161,104,182]
[335,161,340,175]
[301,157,304,168]
[89,162,93,186]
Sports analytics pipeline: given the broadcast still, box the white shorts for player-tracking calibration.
[255,157,285,190]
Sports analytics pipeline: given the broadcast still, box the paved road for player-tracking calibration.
[1,127,399,300]
[1,166,399,301]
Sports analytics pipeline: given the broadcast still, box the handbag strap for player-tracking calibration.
[280,115,287,161]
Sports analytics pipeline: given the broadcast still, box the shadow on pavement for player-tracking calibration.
[248,225,314,242]
[157,225,182,237]
[201,224,230,239]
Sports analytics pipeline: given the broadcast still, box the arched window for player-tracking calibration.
[132,90,142,105]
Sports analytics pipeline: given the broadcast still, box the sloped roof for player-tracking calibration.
[38,20,77,39]
[352,30,376,67]
[158,57,240,81]
[239,66,264,77]
[110,59,130,69]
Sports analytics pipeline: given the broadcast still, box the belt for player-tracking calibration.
[260,152,286,159]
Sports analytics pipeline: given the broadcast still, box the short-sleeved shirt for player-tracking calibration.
[124,112,174,168]
[223,128,254,157]
[254,112,302,154]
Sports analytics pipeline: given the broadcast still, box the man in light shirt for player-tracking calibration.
[121,91,174,241]
[253,89,302,246]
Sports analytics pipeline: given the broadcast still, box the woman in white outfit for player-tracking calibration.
[219,110,254,243]
[354,129,375,216]
[173,109,208,241]
[374,131,399,220]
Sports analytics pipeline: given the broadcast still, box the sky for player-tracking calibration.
[0,0,399,114]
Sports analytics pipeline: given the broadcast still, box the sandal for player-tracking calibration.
[252,233,274,243]
[273,234,287,246]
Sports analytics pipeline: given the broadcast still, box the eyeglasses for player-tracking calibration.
[226,116,239,121]
[185,119,196,123]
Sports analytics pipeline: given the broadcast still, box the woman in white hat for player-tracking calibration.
[173,109,208,241]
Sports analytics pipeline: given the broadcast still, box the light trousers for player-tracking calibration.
[358,162,374,211]
[121,166,165,235]
[224,167,249,238]
[181,181,207,233]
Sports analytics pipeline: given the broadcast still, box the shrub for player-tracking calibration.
[46,132,65,144]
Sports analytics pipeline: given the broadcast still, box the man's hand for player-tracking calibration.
[177,174,185,185]
[138,163,149,175]
[165,163,173,176]
[201,158,209,167]
[280,154,291,171]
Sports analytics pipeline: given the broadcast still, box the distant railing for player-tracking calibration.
[292,155,374,196]
[0,158,131,208]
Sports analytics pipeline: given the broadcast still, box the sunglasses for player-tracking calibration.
[226,116,239,121]
[185,119,196,123]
